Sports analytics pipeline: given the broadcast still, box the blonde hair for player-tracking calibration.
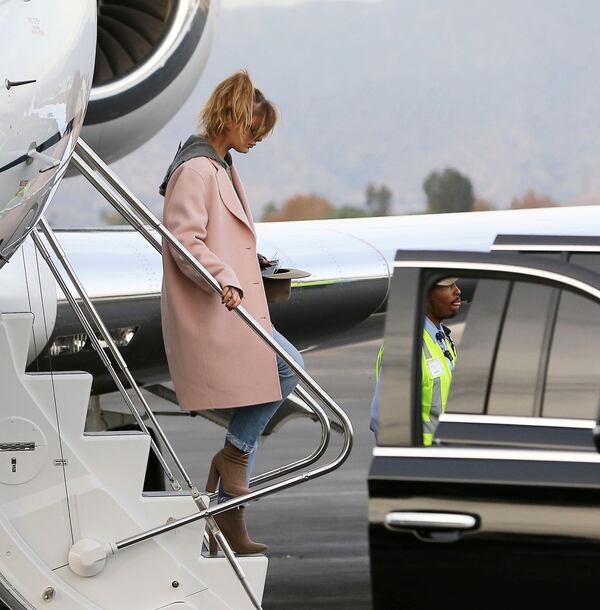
[199,70,277,140]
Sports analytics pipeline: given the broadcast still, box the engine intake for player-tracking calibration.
[95,0,177,86]
[83,0,215,161]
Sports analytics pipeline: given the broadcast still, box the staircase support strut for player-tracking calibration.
[33,221,263,610]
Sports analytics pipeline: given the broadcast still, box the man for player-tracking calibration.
[370,277,462,445]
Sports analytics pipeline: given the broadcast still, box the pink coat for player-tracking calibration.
[161,157,281,411]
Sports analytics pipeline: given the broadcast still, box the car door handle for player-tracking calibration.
[385,511,478,531]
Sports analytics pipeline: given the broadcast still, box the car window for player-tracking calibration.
[444,279,508,415]
[570,253,600,274]
[487,282,557,417]
[446,272,600,421]
[542,254,600,419]
[445,278,556,417]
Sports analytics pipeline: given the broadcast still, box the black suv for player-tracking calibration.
[369,236,600,609]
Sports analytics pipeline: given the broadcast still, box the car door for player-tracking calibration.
[368,246,600,610]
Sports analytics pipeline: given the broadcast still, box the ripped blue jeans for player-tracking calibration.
[221,328,303,500]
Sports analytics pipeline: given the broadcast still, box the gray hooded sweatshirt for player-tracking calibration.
[159,135,232,196]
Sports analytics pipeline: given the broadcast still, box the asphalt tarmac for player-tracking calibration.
[142,336,381,610]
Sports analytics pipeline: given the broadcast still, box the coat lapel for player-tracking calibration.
[209,159,255,236]
[231,165,256,229]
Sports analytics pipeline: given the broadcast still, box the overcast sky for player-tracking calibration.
[52,0,600,226]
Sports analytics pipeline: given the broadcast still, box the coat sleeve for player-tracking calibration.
[163,166,242,294]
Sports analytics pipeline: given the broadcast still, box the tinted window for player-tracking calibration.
[446,280,508,414]
[447,279,556,417]
[446,275,600,420]
[542,254,600,419]
[543,290,600,419]
[570,253,600,273]
[487,282,557,417]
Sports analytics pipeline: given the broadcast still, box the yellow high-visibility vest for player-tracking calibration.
[374,329,455,446]
[421,331,454,446]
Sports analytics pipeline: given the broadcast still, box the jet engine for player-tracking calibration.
[82,0,217,161]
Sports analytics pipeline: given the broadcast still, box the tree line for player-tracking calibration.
[260,168,560,222]
[100,169,560,225]
[261,182,392,222]
[422,167,558,213]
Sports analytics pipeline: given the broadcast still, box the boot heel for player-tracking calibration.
[208,529,217,556]
[211,508,268,555]
[205,460,219,494]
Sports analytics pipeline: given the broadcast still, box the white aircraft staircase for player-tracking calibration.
[0,310,270,609]
[0,139,353,610]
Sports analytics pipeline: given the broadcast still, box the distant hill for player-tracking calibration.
[52,0,600,226]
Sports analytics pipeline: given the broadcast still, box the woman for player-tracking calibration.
[160,71,303,555]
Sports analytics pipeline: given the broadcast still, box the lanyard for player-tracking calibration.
[434,329,455,364]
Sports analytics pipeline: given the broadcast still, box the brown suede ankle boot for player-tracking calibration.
[208,507,268,556]
[205,443,251,497]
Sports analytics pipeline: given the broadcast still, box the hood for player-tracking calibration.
[159,135,232,196]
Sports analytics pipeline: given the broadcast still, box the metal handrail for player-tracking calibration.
[72,139,343,490]
[34,229,326,610]
[203,386,331,503]
[33,219,263,609]
[144,384,332,493]
[70,138,353,552]
[31,228,180,489]
[243,386,331,489]
[36,218,197,490]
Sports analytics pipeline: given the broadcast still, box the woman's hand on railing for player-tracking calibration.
[222,286,243,310]
[257,253,270,270]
